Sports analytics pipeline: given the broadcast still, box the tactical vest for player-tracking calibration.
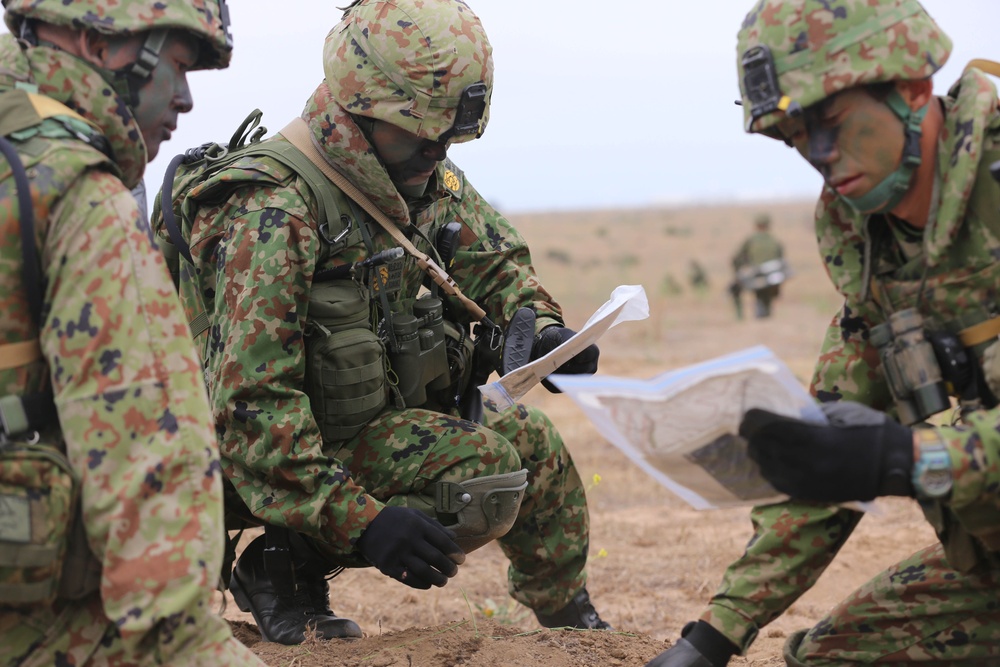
[0,87,104,606]
[863,145,1000,571]
[156,111,478,446]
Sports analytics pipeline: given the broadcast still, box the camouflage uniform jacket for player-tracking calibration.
[0,35,241,664]
[174,81,566,556]
[706,67,1000,650]
[733,231,783,269]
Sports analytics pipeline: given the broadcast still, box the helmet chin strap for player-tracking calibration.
[91,28,168,109]
[842,88,929,215]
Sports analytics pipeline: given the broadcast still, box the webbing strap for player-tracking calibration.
[0,579,54,604]
[0,339,41,370]
[959,316,1000,348]
[0,135,43,329]
[0,543,58,567]
[279,118,487,322]
[965,59,1000,79]
[189,312,211,339]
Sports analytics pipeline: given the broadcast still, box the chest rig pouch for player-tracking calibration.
[0,96,106,606]
[305,279,388,444]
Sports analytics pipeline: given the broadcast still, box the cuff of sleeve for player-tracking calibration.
[534,317,562,336]
[700,602,758,654]
[936,417,991,509]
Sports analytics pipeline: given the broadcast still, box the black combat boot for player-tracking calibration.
[534,587,613,630]
[229,533,363,644]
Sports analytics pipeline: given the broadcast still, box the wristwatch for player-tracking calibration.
[911,430,953,500]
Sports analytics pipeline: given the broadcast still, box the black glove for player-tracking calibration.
[531,326,600,393]
[645,621,739,667]
[740,401,915,503]
[356,506,465,590]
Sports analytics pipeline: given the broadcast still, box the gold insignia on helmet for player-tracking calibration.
[444,170,461,192]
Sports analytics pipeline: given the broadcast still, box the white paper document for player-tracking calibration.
[478,284,649,411]
[548,346,826,510]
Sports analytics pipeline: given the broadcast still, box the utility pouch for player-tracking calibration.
[0,436,81,607]
[424,319,476,412]
[305,280,388,444]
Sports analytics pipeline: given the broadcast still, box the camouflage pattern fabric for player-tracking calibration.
[0,35,261,667]
[164,79,590,613]
[787,544,1000,665]
[700,66,1000,662]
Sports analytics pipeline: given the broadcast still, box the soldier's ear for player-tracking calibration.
[76,29,112,68]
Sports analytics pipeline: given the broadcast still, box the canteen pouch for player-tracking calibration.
[305,280,388,443]
[0,438,80,607]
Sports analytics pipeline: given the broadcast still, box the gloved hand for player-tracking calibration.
[740,401,915,503]
[645,621,740,667]
[356,506,465,590]
[531,326,600,393]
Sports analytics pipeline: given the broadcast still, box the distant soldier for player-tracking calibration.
[730,214,787,319]
[0,1,265,665]
[688,260,710,293]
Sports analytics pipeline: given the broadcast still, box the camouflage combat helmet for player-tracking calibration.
[324,0,493,145]
[736,0,951,136]
[3,0,233,70]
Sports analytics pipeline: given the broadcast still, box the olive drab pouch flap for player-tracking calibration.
[0,437,80,607]
[305,280,388,444]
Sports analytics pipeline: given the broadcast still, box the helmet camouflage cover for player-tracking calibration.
[736,0,951,136]
[324,0,493,144]
[3,0,233,69]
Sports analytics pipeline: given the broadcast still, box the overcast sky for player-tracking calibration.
[9,1,1000,213]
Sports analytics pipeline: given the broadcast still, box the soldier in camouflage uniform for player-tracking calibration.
[646,1,1000,665]
[156,0,609,646]
[0,1,266,665]
[730,214,785,319]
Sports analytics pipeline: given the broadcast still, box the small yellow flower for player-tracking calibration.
[597,548,608,558]
[592,473,602,486]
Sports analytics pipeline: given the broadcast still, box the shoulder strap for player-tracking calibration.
[279,117,488,323]
[0,134,56,439]
[965,59,1000,79]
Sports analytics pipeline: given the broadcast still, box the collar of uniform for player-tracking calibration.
[926,68,999,268]
[300,81,411,229]
[5,36,147,189]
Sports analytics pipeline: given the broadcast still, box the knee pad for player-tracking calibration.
[433,468,528,553]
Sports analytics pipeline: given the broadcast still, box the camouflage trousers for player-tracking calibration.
[785,543,1000,665]
[330,401,589,614]
[0,593,261,667]
[702,502,863,651]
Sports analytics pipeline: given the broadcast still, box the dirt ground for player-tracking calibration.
[220,200,939,666]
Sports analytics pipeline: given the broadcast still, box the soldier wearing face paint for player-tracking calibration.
[645,1,1000,666]
[153,0,608,646]
[0,1,267,666]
